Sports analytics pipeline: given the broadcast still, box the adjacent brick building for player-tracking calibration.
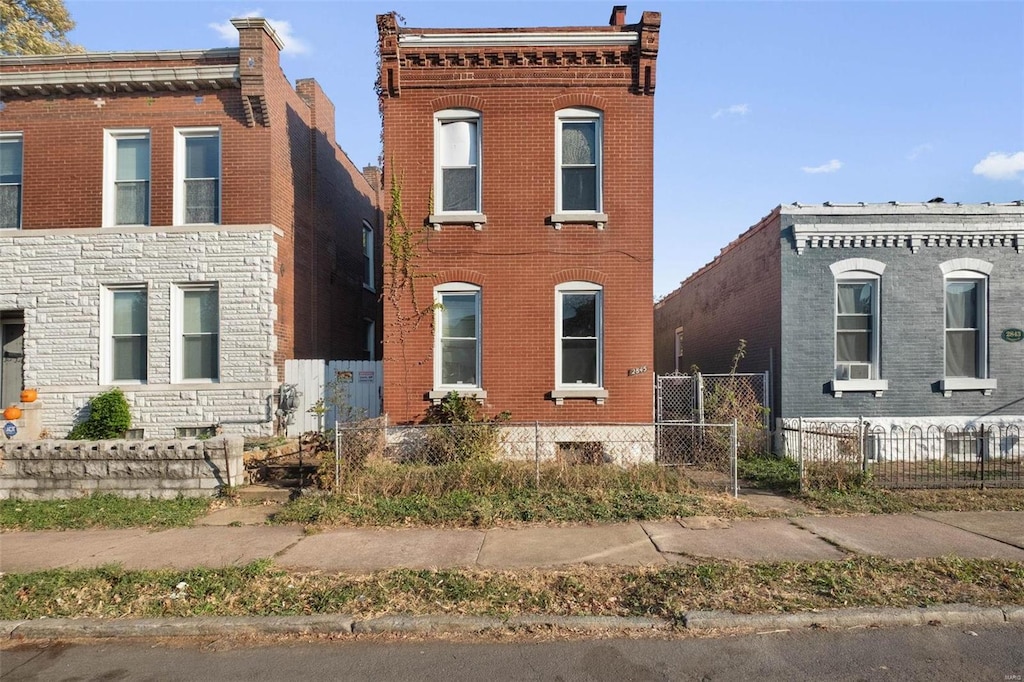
[0,18,381,438]
[654,202,1024,436]
[376,6,661,429]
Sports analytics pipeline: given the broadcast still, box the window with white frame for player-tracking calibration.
[173,128,220,225]
[556,282,603,388]
[103,130,150,227]
[362,221,375,291]
[555,108,602,213]
[674,328,684,372]
[102,285,148,383]
[0,133,23,229]
[434,283,481,390]
[434,110,481,214]
[173,284,219,382]
[829,259,887,396]
[945,274,987,379]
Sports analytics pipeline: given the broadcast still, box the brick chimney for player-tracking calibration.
[231,17,284,127]
[362,166,382,193]
[609,6,627,26]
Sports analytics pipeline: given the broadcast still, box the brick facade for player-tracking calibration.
[0,19,380,438]
[654,203,1024,429]
[377,8,660,424]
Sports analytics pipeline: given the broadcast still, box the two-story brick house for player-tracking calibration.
[654,202,1024,444]
[376,7,660,438]
[0,18,381,438]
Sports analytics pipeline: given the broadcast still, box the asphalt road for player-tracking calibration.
[2,624,1022,681]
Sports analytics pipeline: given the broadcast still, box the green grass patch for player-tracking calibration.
[737,455,800,492]
[0,494,211,531]
[2,557,1020,621]
[800,487,1024,514]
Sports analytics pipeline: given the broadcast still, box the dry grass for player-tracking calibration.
[3,557,1021,621]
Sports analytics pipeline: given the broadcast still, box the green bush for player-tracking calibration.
[67,388,132,440]
[419,392,510,464]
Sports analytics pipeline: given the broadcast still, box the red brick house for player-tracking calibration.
[376,6,660,426]
[0,18,381,438]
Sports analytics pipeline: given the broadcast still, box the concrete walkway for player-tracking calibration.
[2,511,1023,573]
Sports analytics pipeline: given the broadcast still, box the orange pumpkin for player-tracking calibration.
[20,388,37,403]
[3,405,22,421]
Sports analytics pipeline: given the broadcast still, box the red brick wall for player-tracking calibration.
[379,15,658,424]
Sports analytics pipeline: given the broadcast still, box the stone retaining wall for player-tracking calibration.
[0,436,244,500]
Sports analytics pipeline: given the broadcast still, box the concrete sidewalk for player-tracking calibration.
[2,511,1022,573]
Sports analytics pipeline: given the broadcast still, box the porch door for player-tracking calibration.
[1,316,25,407]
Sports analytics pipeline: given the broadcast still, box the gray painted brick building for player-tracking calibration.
[654,202,1024,438]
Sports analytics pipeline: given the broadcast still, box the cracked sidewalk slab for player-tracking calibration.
[641,518,847,562]
[476,523,664,569]
[916,511,1024,550]
[277,527,486,572]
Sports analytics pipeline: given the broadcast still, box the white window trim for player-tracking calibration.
[0,132,24,230]
[171,282,220,384]
[551,107,607,229]
[830,261,887,397]
[431,282,484,400]
[674,327,684,373]
[429,109,486,230]
[172,127,221,226]
[553,281,606,404]
[941,264,995,396]
[362,221,376,292]
[100,284,149,385]
[102,129,151,228]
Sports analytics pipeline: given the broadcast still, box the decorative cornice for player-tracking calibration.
[0,48,238,66]
[398,31,639,48]
[0,64,240,97]
[397,48,632,70]
[791,224,1023,255]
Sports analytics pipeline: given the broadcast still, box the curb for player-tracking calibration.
[1,605,1017,641]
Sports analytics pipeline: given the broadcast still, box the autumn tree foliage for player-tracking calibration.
[1,0,82,55]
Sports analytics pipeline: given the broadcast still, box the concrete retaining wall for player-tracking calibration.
[0,436,244,500]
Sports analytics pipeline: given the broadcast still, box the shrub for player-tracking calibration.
[67,388,132,440]
[419,392,510,464]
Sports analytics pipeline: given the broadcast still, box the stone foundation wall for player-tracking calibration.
[0,436,244,500]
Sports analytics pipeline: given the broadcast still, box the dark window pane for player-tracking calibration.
[441,294,476,337]
[562,122,595,164]
[837,316,870,331]
[561,167,597,211]
[442,167,477,211]
[112,337,147,382]
[562,338,597,384]
[946,330,978,378]
[945,282,978,328]
[185,179,219,223]
[0,139,23,180]
[0,185,21,229]
[185,136,218,178]
[183,290,218,334]
[837,282,872,314]
[837,331,870,363]
[441,338,477,384]
[116,137,149,181]
[116,181,149,225]
[113,290,147,335]
[562,293,596,337]
[183,335,218,379]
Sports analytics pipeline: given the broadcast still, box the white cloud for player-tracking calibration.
[712,103,749,119]
[209,10,310,55]
[801,159,843,174]
[972,151,1024,181]
[906,143,933,161]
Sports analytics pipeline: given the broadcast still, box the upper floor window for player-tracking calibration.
[434,282,481,390]
[556,281,603,389]
[103,130,150,227]
[829,258,887,397]
[434,109,481,214]
[555,108,602,213]
[103,285,148,384]
[362,221,375,291]
[939,259,995,396]
[0,133,23,229]
[174,128,220,225]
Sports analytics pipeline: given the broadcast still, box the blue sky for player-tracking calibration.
[64,1,1024,298]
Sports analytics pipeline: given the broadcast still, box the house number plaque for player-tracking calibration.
[1002,328,1023,342]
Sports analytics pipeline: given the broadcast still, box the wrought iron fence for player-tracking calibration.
[779,418,1023,490]
[327,419,739,496]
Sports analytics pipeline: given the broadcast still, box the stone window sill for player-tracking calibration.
[428,389,487,405]
[940,378,996,397]
[548,213,608,230]
[550,388,608,405]
[830,379,888,398]
[428,214,487,231]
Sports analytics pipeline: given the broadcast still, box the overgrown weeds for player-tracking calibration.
[3,557,1021,621]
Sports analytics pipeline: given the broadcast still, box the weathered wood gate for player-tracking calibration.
[284,359,382,436]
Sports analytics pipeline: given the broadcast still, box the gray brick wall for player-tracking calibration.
[780,218,1024,419]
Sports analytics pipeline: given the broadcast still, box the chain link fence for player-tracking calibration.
[327,419,739,495]
[656,372,769,457]
[779,418,1024,490]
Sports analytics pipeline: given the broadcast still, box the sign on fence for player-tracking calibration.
[284,359,382,436]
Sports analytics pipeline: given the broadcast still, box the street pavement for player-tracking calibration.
[2,510,1023,573]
